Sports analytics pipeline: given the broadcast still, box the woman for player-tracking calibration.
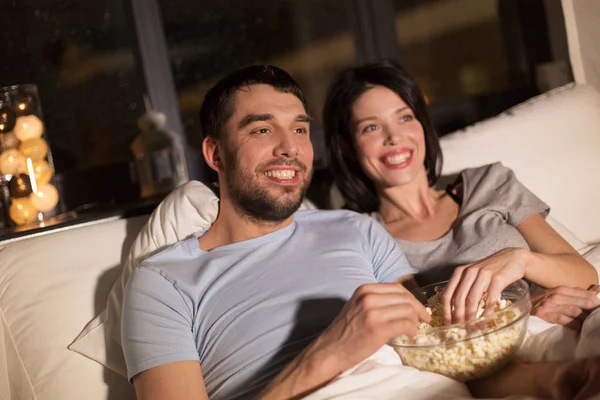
[323,59,598,326]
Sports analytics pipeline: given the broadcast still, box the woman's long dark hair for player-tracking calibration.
[323,59,443,213]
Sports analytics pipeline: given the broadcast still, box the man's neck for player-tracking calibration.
[198,200,294,251]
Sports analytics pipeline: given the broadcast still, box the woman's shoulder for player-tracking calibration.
[460,162,516,190]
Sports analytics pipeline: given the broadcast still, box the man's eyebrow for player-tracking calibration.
[238,113,274,129]
[296,114,312,123]
[238,113,312,128]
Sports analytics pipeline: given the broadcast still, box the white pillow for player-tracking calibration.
[69,180,316,377]
[440,83,600,244]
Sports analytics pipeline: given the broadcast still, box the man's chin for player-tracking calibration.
[269,191,303,208]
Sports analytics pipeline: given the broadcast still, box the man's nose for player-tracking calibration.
[273,131,299,158]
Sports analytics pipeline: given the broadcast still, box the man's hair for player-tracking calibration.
[323,59,442,213]
[199,65,308,141]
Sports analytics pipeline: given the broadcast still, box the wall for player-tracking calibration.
[562,0,600,91]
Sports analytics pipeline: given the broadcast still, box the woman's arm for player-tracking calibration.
[517,213,598,288]
[443,213,598,323]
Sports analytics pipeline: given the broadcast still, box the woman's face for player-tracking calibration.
[351,85,427,189]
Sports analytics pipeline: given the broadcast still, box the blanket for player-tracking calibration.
[303,304,600,400]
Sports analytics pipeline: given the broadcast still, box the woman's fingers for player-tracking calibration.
[450,270,479,324]
[443,266,468,324]
[464,272,492,321]
[483,276,508,317]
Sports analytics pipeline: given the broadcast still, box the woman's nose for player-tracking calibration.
[385,131,400,146]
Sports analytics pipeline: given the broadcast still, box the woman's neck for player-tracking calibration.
[377,171,442,223]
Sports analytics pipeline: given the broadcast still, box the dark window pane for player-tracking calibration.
[158,0,358,167]
[393,0,573,134]
[0,0,145,199]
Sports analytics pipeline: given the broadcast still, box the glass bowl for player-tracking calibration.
[389,279,532,382]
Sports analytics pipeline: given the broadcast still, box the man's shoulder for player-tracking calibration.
[294,209,375,230]
[138,233,201,275]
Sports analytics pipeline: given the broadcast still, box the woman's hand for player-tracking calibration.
[443,248,529,324]
[531,286,600,331]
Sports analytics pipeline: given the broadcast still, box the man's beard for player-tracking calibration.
[224,149,312,223]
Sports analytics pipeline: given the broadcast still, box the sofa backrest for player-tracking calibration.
[440,83,600,244]
[0,215,148,400]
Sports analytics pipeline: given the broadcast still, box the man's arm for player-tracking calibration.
[122,267,205,400]
[132,361,208,400]
[257,283,430,399]
[127,281,429,400]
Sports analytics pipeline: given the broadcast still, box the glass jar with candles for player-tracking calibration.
[0,84,59,227]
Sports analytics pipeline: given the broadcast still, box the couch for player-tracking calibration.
[1,83,600,400]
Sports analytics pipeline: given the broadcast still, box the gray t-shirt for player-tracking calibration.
[373,162,549,286]
[122,209,416,399]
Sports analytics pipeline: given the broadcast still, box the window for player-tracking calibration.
[0,0,576,235]
[158,0,359,168]
[0,0,145,210]
[393,0,573,135]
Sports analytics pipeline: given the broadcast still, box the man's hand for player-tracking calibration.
[257,283,430,400]
[312,283,431,373]
[531,286,600,331]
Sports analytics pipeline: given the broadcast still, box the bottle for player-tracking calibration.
[130,111,188,199]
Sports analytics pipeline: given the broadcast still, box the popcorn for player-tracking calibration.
[392,286,527,382]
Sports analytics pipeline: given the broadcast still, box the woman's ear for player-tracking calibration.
[202,136,222,172]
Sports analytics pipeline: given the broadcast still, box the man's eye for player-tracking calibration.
[294,127,308,134]
[253,128,270,134]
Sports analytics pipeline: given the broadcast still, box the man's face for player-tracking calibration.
[220,84,314,222]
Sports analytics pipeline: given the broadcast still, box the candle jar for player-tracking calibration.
[0,84,59,227]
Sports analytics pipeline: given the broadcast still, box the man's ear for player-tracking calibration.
[202,136,222,172]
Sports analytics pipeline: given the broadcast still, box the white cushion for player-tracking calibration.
[0,215,148,400]
[70,180,317,377]
[440,83,600,244]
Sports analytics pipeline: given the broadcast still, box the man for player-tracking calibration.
[121,65,429,400]
[121,65,600,400]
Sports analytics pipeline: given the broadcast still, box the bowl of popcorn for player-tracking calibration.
[390,279,532,382]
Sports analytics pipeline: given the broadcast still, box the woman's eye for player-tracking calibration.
[401,115,414,122]
[363,124,378,133]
